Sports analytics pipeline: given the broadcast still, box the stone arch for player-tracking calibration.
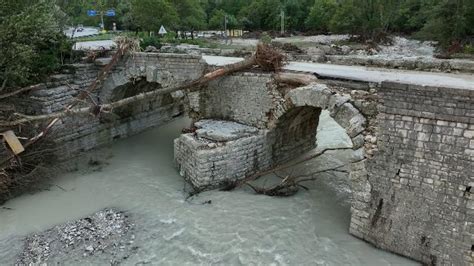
[107,80,172,120]
[269,83,373,233]
[270,106,322,164]
[271,83,367,150]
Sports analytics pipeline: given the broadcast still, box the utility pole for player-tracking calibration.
[224,15,228,44]
[100,11,105,31]
[280,10,285,35]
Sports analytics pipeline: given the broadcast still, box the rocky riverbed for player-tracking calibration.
[16,209,137,265]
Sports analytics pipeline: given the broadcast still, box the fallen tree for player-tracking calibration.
[245,164,348,197]
[1,43,287,128]
[216,147,354,197]
[1,40,322,202]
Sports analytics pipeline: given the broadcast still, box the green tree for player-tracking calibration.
[239,0,282,30]
[208,9,238,30]
[130,0,179,32]
[283,0,313,31]
[0,0,67,90]
[328,0,357,34]
[305,0,337,33]
[172,0,207,38]
[391,0,431,33]
[417,0,474,47]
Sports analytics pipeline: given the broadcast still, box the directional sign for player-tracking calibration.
[105,9,116,17]
[87,10,97,17]
[159,25,167,35]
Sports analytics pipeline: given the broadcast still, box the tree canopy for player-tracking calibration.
[55,0,473,48]
[0,0,68,90]
[1,0,472,92]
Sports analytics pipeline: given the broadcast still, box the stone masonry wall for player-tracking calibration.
[3,53,206,159]
[174,120,272,189]
[353,82,474,265]
[269,106,321,165]
[188,72,275,129]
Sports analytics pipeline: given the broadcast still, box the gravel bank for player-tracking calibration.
[16,208,137,265]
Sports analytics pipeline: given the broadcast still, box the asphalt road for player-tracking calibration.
[203,55,474,90]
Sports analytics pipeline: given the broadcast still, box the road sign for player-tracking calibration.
[105,9,116,17]
[159,25,167,35]
[87,10,97,17]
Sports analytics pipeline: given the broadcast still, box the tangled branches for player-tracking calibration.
[245,164,349,197]
[237,147,353,197]
[255,43,287,71]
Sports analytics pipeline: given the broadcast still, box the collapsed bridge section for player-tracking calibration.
[174,70,473,265]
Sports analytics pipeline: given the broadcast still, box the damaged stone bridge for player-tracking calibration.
[174,66,473,265]
[5,53,473,265]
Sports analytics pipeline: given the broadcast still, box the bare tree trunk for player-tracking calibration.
[273,73,318,86]
[236,147,353,187]
[0,84,42,100]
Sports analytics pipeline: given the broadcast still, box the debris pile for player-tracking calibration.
[16,208,137,264]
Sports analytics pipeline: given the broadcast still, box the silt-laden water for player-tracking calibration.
[0,112,417,265]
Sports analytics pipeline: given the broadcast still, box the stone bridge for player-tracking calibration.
[6,53,474,265]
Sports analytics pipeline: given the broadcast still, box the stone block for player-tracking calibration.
[174,120,271,190]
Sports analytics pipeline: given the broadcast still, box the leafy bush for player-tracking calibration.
[464,44,474,55]
[140,35,162,50]
[260,32,272,44]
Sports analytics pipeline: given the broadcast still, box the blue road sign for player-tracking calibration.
[87,10,97,17]
[105,9,116,17]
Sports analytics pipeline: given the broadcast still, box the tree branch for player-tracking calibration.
[0,84,42,100]
[237,147,353,187]
[244,163,350,197]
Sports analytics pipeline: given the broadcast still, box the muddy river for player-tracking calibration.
[0,112,417,265]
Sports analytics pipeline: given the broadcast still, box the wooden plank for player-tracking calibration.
[1,130,25,155]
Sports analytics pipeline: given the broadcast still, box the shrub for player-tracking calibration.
[140,35,162,50]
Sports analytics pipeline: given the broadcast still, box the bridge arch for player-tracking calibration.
[270,84,367,149]
[266,83,373,229]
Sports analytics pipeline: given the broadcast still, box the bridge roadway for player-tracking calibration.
[203,55,474,90]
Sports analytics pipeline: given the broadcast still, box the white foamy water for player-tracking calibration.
[0,112,418,265]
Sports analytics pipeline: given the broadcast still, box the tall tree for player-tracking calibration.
[172,0,207,38]
[239,0,282,30]
[130,0,179,32]
[0,0,66,90]
[417,0,474,47]
[305,0,337,33]
[209,9,239,30]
